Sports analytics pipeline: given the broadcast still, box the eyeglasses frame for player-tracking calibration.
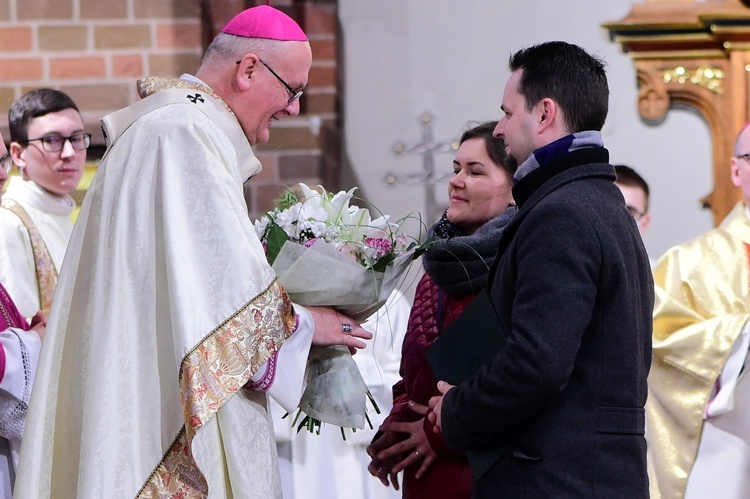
[23,133,92,153]
[235,58,304,105]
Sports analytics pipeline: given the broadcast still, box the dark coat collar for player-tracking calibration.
[512,147,610,207]
[487,147,615,291]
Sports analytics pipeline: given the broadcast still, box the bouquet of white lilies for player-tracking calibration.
[255,184,422,436]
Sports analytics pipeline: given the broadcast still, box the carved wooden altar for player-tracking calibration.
[605,0,750,224]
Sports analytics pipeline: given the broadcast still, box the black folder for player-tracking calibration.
[426,289,506,384]
[426,288,509,479]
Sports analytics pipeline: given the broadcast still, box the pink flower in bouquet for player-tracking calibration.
[339,242,362,263]
[364,237,392,258]
[393,233,411,252]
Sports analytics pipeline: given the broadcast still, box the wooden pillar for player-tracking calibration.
[605,0,750,224]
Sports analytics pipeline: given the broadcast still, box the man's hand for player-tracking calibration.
[427,381,454,432]
[306,306,372,354]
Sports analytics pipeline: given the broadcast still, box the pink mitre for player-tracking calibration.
[222,5,308,42]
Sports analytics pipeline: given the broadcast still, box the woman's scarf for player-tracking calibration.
[422,207,517,295]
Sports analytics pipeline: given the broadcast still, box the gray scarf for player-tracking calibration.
[514,130,603,182]
[422,207,517,295]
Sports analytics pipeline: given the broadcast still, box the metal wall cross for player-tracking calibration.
[384,113,458,225]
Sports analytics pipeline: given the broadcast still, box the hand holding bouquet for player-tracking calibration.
[255,184,423,435]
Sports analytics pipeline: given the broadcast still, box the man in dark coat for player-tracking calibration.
[428,41,653,498]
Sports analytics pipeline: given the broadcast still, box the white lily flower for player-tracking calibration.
[298,201,328,225]
[254,217,270,240]
[327,187,358,223]
[251,183,421,439]
[257,183,415,272]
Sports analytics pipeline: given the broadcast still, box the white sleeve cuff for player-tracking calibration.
[0,327,42,440]
[706,320,750,418]
[247,306,314,414]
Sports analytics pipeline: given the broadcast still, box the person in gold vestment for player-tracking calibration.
[648,123,750,499]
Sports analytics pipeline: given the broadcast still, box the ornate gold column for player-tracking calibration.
[605,0,750,224]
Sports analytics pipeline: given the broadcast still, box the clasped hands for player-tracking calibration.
[366,381,455,489]
[366,400,435,490]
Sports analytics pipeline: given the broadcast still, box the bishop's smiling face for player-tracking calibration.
[234,41,312,146]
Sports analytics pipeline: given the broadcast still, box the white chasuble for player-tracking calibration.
[14,78,300,498]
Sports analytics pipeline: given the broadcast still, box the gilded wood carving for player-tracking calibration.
[605,0,750,224]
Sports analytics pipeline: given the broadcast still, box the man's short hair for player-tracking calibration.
[509,41,609,133]
[9,88,80,144]
[614,164,650,209]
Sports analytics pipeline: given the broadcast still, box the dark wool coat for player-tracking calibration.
[440,147,654,498]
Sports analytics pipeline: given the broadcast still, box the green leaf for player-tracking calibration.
[266,223,290,265]
[275,187,299,211]
[410,233,436,260]
[371,253,395,273]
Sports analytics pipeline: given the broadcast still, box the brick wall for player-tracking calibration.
[0,0,203,141]
[0,0,340,218]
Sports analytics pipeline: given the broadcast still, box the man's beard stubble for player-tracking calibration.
[506,153,520,173]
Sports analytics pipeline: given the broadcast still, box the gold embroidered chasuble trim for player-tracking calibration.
[648,202,750,499]
[137,279,296,498]
[1,199,58,316]
[136,77,236,118]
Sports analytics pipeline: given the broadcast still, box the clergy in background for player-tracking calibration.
[0,130,46,496]
[0,89,87,318]
[648,123,750,498]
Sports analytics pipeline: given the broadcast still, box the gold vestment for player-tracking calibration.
[648,202,750,498]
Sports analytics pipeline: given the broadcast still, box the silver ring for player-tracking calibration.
[341,323,352,334]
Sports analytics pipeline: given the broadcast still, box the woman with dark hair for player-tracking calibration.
[367,121,516,498]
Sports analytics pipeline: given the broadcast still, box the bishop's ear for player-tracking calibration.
[235,54,260,90]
